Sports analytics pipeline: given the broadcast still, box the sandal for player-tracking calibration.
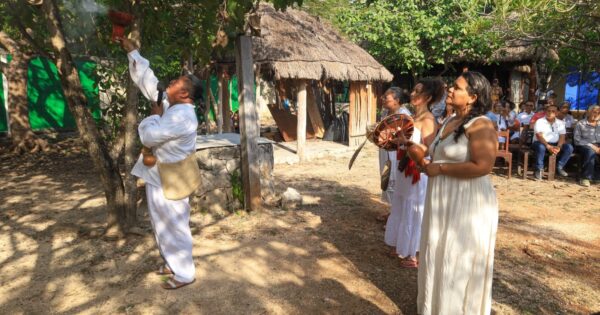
[156,265,174,275]
[399,258,418,268]
[161,277,195,290]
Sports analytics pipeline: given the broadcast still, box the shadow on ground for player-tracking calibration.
[0,142,598,314]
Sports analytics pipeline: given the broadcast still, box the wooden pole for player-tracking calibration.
[220,66,232,132]
[235,36,261,211]
[296,80,307,162]
[215,76,223,134]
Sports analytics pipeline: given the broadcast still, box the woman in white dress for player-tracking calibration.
[384,78,445,268]
[417,72,499,315]
[378,87,411,210]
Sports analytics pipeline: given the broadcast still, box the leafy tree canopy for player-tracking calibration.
[493,0,600,74]
[335,0,500,76]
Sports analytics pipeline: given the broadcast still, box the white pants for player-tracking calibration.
[146,183,195,283]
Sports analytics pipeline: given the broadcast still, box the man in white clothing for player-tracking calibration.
[532,104,574,180]
[120,38,200,289]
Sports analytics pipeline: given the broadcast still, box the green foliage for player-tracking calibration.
[1,0,301,143]
[493,0,600,73]
[336,0,501,75]
[230,170,244,205]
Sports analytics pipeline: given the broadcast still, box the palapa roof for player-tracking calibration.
[491,39,559,63]
[253,4,393,82]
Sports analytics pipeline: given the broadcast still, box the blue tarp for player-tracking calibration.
[564,72,600,111]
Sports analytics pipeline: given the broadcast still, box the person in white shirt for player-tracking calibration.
[517,101,535,126]
[120,38,200,289]
[532,104,574,180]
[495,102,510,144]
[512,101,535,141]
[376,87,411,223]
[557,101,575,128]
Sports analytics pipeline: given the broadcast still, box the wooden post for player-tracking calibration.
[235,36,261,211]
[220,66,232,132]
[296,80,307,162]
[215,77,223,134]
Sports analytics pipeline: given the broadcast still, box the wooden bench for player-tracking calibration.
[495,130,512,179]
[520,126,582,181]
[518,125,557,180]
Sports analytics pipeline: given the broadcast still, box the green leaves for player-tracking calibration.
[335,0,500,76]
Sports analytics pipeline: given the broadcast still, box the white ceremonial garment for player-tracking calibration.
[418,116,498,315]
[385,127,428,257]
[146,184,195,283]
[378,106,412,203]
[127,50,198,283]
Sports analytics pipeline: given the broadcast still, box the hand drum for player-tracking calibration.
[370,114,414,150]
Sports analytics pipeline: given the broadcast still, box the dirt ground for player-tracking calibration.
[0,136,599,315]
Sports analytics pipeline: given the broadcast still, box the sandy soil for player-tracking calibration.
[0,136,598,315]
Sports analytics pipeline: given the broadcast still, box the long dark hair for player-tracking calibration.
[417,77,445,109]
[454,71,492,141]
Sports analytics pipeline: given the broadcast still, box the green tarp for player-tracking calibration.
[0,56,100,132]
[0,57,250,133]
[202,75,240,121]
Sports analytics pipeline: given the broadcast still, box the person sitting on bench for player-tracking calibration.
[532,104,574,180]
[574,105,600,187]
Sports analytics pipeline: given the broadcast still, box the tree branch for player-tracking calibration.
[7,2,52,59]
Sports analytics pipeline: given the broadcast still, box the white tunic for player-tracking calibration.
[127,50,197,283]
[127,50,198,187]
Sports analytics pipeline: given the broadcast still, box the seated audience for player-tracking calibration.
[557,101,575,128]
[496,102,511,145]
[532,104,574,180]
[574,105,600,187]
[517,101,535,126]
[513,101,535,141]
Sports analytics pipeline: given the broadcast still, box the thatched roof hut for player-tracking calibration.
[253,4,393,82]
[491,39,559,63]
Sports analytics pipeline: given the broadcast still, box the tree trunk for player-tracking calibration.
[38,0,126,236]
[0,32,48,154]
[123,1,141,227]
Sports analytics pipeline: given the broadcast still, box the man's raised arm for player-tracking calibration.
[119,38,167,106]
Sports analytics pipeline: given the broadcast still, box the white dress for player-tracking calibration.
[384,127,428,257]
[379,106,412,204]
[417,116,498,315]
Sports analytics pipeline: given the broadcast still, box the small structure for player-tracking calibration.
[192,133,276,214]
[251,4,393,157]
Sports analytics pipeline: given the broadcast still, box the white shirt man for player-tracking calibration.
[534,117,566,143]
[532,104,574,179]
[122,38,199,289]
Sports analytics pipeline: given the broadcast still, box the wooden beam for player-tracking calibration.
[215,77,223,134]
[235,36,261,211]
[220,67,232,132]
[348,82,356,146]
[296,80,307,162]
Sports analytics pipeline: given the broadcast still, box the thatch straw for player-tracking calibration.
[452,39,559,63]
[253,4,393,82]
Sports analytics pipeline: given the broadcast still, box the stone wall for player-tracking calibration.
[191,143,275,214]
